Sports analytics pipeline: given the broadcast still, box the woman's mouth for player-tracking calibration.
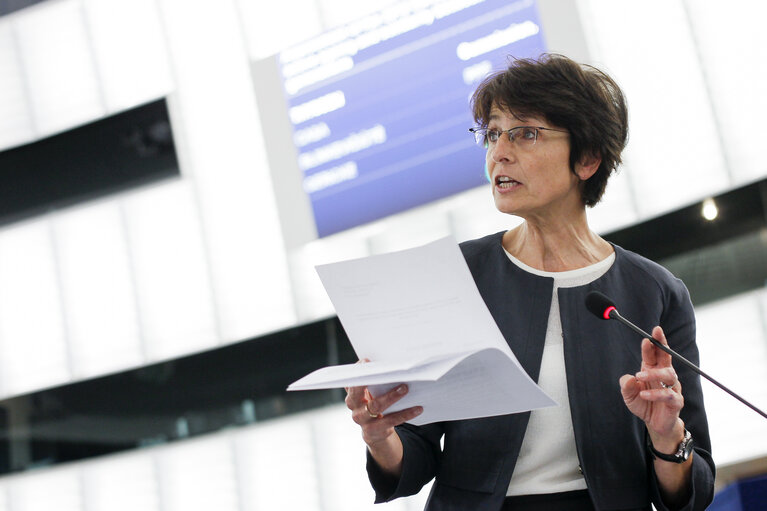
[495,175,520,189]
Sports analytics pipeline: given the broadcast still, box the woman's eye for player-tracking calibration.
[487,130,500,143]
[520,127,537,140]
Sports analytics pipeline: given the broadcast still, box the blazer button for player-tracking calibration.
[578,465,583,474]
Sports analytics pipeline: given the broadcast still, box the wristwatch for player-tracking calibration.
[648,429,694,463]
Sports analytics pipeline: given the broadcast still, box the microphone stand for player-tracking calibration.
[607,308,767,421]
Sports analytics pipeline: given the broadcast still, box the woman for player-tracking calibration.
[345,54,714,511]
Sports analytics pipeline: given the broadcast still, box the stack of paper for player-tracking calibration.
[288,236,555,425]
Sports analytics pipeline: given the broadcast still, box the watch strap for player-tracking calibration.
[648,429,693,463]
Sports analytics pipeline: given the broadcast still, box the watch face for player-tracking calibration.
[679,430,694,460]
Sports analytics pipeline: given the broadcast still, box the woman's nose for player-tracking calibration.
[490,135,515,163]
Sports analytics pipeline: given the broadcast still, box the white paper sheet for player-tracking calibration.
[287,236,555,424]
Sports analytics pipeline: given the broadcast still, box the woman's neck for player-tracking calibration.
[502,216,612,272]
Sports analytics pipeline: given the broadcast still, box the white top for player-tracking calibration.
[505,249,616,496]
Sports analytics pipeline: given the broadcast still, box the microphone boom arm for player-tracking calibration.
[608,309,767,421]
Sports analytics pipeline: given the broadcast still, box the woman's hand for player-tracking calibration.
[346,383,422,445]
[345,361,423,476]
[619,326,684,438]
[619,326,693,506]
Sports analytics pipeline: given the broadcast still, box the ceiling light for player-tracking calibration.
[701,197,718,221]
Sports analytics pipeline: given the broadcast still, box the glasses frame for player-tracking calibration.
[468,126,568,147]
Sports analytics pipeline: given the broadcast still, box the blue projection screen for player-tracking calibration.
[256,0,562,240]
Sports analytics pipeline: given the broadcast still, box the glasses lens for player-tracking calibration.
[471,128,486,146]
[511,127,538,146]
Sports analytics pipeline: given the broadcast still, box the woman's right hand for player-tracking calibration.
[345,365,423,476]
[346,383,422,445]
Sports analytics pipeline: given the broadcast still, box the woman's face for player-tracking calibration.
[485,106,591,221]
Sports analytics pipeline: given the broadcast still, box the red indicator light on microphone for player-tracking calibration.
[603,306,616,320]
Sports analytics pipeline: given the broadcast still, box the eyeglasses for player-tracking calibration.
[468,126,568,149]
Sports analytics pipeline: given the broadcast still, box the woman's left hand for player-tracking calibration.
[619,325,684,438]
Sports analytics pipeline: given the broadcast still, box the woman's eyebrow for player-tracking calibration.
[487,112,524,123]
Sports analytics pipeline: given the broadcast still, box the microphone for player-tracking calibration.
[585,290,767,420]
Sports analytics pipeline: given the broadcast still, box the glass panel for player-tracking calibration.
[13,0,105,136]
[696,290,767,466]
[0,220,69,397]
[8,467,83,511]
[123,181,218,362]
[233,415,322,511]
[317,0,401,29]
[685,0,767,185]
[82,452,161,511]
[289,235,370,323]
[54,201,143,379]
[82,0,173,112]
[236,0,322,60]
[312,406,410,510]
[0,481,8,511]
[0,20,34,150]
[157,436,240,511]
[160,0,296,341]
[587,170,639,234]
[581,0,729,217]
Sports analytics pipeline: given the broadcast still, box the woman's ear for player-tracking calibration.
[576,154,601,181]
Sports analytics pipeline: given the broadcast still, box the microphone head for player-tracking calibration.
[585,291,617,320]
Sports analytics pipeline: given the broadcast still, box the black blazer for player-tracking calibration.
[367,231,715,511]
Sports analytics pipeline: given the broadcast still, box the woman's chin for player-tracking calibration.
[493,196,522,216]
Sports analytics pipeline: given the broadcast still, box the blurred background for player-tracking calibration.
[0,0,765,509]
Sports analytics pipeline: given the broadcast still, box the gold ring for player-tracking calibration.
[365,402,380,419]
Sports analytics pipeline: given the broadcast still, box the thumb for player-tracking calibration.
[619,374,640,400]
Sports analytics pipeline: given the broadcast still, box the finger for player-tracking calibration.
[369,402,385,421]
[384,405,423,425]
[345,384,368,410]
[370,384,410,413]
[361,406,424,445]
[635,367,678,389]
[349,389,373,417]
[345,359,372,402]
[652,326,668,346]
[355,400,423,428]
[352,401,382,425]
[619,373,643,404]
[638,387,684,408]
[364,383,411,417]
[643,326,672,368]
[372,406,424,430]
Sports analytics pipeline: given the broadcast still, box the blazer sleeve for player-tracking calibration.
[367,421,445,503]
[649,278,715,511]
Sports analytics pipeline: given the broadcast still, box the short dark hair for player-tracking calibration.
[470,53,628,207]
